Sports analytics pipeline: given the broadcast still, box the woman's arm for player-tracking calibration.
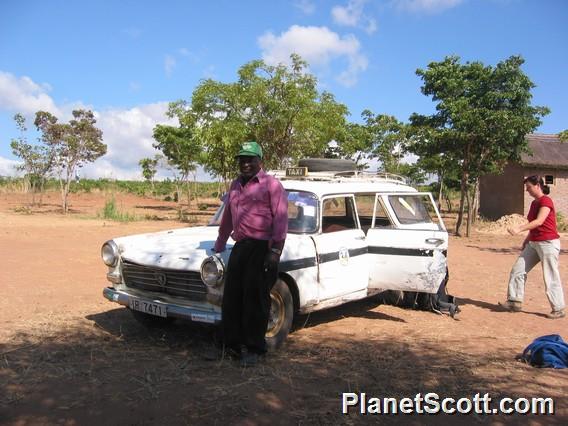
[507,206,551,236]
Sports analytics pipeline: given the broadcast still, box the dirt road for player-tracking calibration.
[1,192,567,425]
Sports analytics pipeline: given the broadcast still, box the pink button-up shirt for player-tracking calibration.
[214,169,288,252]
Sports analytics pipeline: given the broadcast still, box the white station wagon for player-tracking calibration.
[101,162,450,348]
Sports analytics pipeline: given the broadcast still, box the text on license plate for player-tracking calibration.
[129,298,167,318]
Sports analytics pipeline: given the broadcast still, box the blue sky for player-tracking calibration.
[1,0,567,179]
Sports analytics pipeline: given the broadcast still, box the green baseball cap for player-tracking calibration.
[235,141,263,159]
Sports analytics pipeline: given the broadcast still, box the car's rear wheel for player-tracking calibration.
[265,279,294,350]
[130,310,175,328]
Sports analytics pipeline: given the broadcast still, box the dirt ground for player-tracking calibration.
[1,191,567,425]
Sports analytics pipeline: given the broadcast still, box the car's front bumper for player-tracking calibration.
[103,287,222,324]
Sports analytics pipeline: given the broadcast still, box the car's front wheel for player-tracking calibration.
[265,279,294,350]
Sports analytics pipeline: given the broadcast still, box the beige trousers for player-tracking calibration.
[507,239,565,312]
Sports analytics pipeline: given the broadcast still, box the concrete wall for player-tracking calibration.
[521,168,568,218]
[479,164,525,220]
[480,164,568,219]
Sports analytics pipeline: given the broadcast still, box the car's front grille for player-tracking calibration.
[122,260,207,301]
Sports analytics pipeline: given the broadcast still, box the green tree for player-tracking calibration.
[558,130,568,142]
[410,55,549,236]
[173,54,349,182]
[340,111,407,172]
[153,118,202,207]
[35,109,106,213]
[9,113,55,205]
[139,155,160,193]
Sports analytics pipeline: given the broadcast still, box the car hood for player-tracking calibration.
[113,225,232,270]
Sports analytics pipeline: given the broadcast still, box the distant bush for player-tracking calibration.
[98,197,137,222]
[1,177,221,200]
[557,212,568,232]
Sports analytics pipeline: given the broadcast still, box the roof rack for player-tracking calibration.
[271,169,408,184]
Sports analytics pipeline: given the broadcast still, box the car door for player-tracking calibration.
[366,192,448,293]
[311,194,369,301]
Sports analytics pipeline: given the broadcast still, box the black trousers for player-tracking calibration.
[222,239,277,354]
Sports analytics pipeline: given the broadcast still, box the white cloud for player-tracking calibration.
[331,0,377,34]
[294,0,316,15]
[0,72,209,180]
[258,25,368,87]
[0,71,62,117]
[80,102,177,179]
[0,156,22,177]
[164,54,176,77]
[392,0,464,13]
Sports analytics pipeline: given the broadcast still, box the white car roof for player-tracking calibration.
[269,170,418,198]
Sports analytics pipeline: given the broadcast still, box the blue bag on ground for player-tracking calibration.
[521,334,568,369]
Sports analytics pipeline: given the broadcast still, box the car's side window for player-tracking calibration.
[373,197,393,228]
[388,194,433,225]
[321,196,358,233]
[354,193,390,234]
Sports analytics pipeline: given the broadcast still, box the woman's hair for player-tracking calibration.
[524,175,550,195]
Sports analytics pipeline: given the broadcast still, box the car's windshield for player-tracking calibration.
[208,190,319,234]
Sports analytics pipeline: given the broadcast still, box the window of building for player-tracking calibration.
[545,175,554,185]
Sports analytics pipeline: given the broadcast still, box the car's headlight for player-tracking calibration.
[200,255,224,287]
[101,240,119,267]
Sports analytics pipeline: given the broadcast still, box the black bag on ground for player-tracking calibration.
[378,271,460,318]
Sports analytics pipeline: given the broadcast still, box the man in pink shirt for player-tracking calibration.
[213,141,288,366]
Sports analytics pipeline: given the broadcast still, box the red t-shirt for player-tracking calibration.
[527,195,559,241]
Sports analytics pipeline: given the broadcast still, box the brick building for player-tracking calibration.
[479,134,568,220]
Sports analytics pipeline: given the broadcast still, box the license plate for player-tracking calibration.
[129,298,167,318]
[191,312,216,324]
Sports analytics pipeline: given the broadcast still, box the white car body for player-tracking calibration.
[102,170,449,334]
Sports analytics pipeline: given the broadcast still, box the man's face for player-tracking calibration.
[238,155,261,178]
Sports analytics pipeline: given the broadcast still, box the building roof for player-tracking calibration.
[521,134,568,169]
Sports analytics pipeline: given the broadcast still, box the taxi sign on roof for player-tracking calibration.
[286,167,308,177]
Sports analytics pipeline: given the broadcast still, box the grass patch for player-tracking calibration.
[557,212,568,232]
[98,197,137,222]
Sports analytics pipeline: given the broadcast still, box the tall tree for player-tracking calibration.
[139,155,160,193]
[153,118,202,207]
[35,110,106,213]
[340,110,407,172]
[9,113,55,205]
[171,54,349,181]
[409,55,549,236]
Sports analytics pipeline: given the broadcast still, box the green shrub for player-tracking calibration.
[99,197,137,222]
[557,212,568,232]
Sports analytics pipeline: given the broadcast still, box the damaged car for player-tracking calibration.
[101,160,455,349]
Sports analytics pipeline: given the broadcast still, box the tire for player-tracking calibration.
[265,279,294,350]
[130,309,175,328]
[298,158,356,172]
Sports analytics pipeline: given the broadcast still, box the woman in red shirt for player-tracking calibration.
[502,175,565,319]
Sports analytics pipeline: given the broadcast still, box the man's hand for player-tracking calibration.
[263,252,280,272]
[507,226,520,236]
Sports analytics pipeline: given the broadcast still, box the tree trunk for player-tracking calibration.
[437,171,444,212]
[465,184,472,237]
[471,179,480,224]
[455,170,468,237]
[185,175,191,208]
